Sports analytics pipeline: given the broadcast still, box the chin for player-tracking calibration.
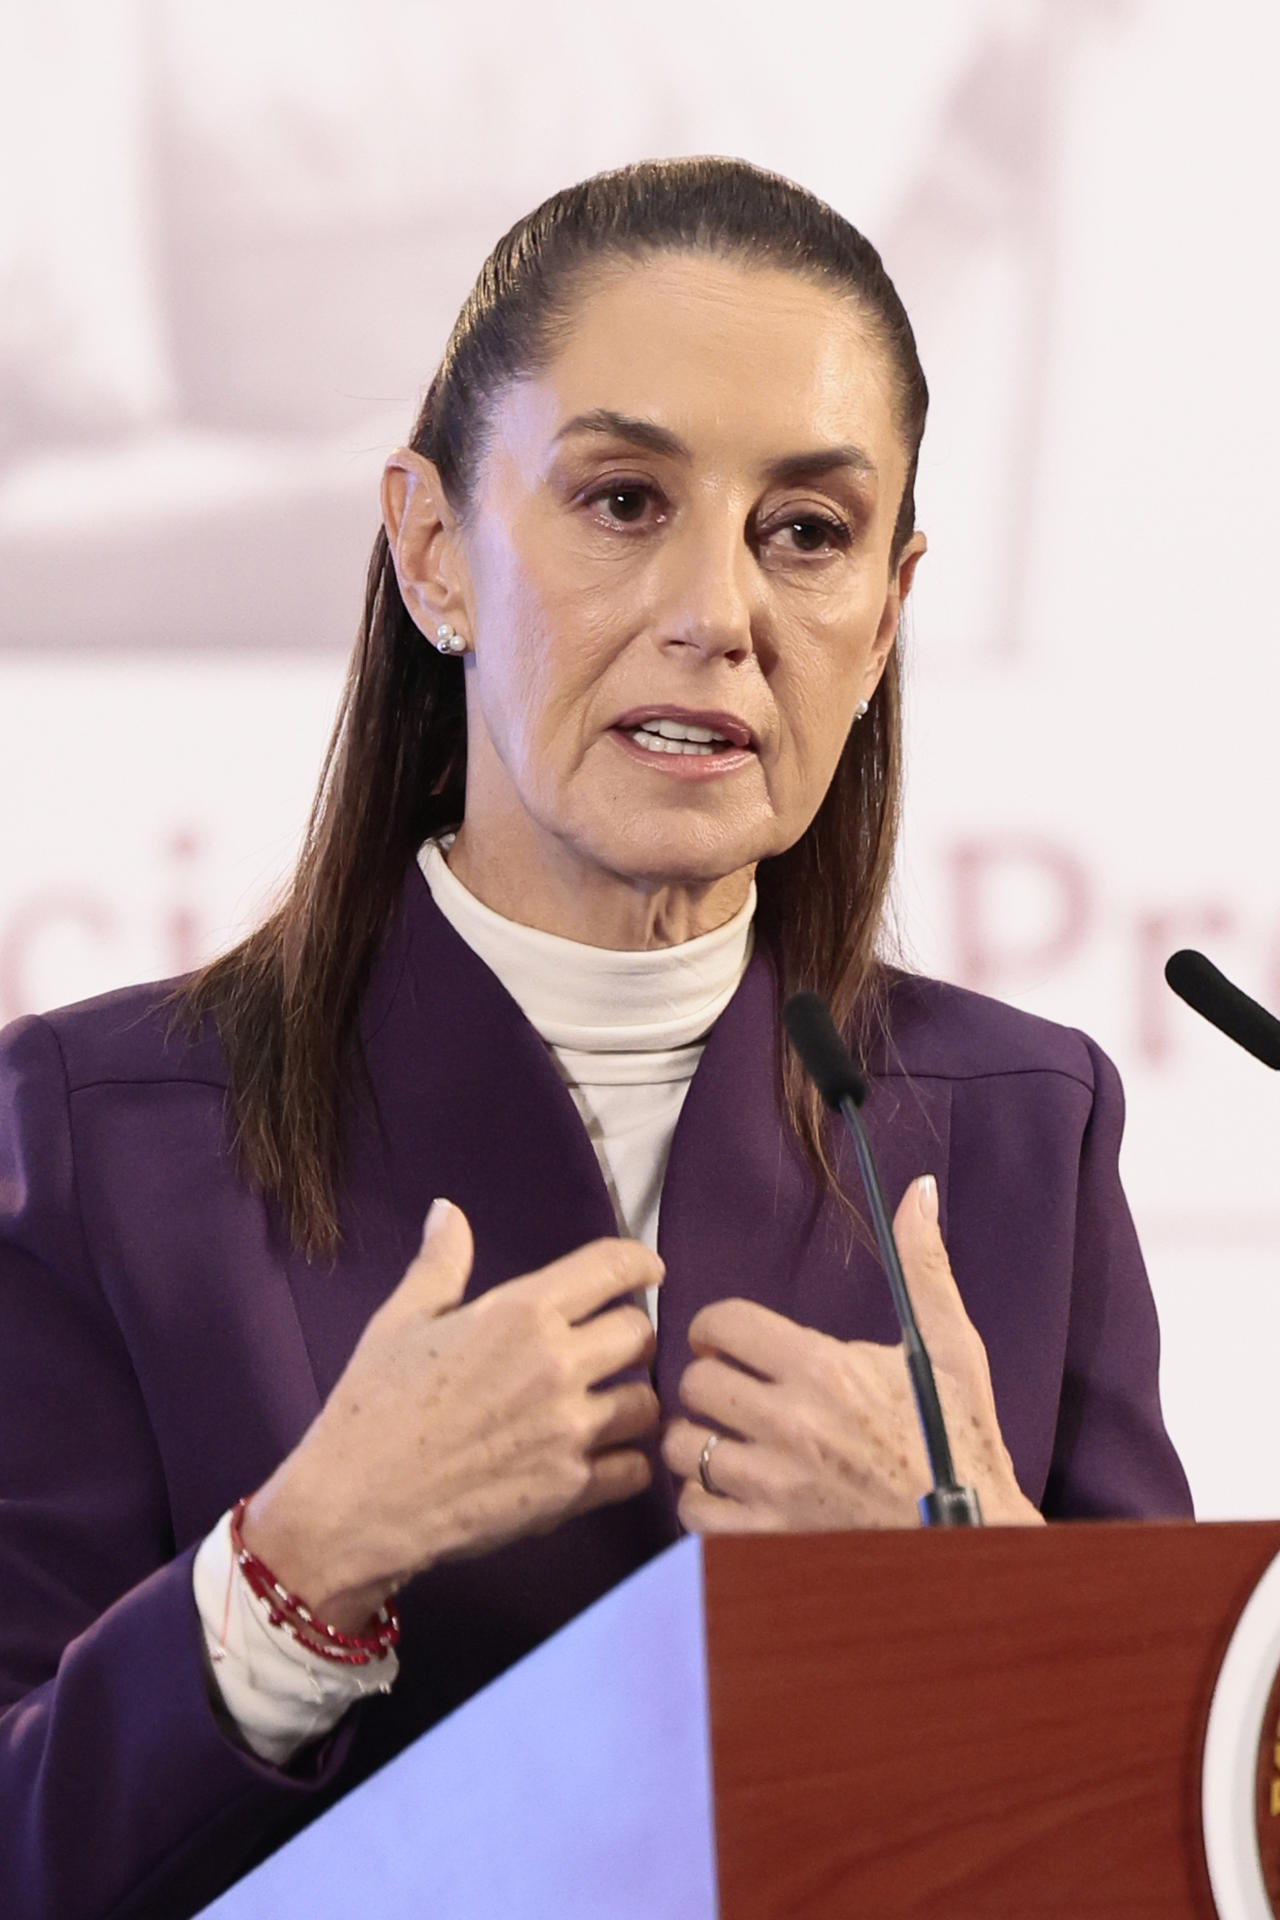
[584,815,779,890]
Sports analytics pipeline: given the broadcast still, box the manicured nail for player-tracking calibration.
[423,1197,453,1243]
[916,1174,937,1223]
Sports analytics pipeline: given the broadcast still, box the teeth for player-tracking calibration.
[627,729,716,755]
[638,717,732,745]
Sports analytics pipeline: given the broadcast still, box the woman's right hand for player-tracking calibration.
[240,1198,662,1629]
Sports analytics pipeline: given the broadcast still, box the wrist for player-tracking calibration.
[240,1469,399,1634]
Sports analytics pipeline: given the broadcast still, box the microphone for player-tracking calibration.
[782,993,982,1528]
[1164,950,1280,1071]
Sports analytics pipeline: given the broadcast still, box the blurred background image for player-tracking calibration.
[4,0,1278,1516]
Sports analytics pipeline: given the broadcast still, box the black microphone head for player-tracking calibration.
[1165,949,1280,1071]
[782,993,867,1108]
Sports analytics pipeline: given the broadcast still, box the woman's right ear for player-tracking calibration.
[380,448,467,640]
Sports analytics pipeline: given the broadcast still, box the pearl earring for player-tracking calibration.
[854,699,869,721]
[434,623,467,656]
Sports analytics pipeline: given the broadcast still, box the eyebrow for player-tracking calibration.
[552,408,878,483]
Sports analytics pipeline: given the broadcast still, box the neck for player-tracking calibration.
[446,823,755,950]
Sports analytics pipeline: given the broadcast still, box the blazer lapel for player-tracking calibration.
[655,954,953,1411]
[281,865,624,1408]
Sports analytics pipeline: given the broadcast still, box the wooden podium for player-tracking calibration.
[200,1522,1280,1918]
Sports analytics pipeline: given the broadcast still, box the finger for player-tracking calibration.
[677,1355,771,1440]
[677,1481,778,1535]
[661,1417,749,1497]
[577,1446,653,1513]
[573,1301,656,1386]
[528,1237,665,1325]
[891,1176,985,1374]
[588,1380,661,1450]
[395,1198,475,1317]
[686,1297,804,1381]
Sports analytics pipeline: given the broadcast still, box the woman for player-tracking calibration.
[0,157,1190,1919]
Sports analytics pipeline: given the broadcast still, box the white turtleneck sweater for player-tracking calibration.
[193,843,755,1764]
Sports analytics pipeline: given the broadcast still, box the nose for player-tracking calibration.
[653,501,758,666]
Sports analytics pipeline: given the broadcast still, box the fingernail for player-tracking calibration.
[916,1174,938,1223]
[423,1197,453,1243]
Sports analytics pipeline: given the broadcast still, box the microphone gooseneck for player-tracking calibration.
[782,993,982,1529]
[1164,950,1280,1071]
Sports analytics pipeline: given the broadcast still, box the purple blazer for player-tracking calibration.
[0,865,1191,1918]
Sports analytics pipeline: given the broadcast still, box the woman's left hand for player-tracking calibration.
[662,1174,1045,1532]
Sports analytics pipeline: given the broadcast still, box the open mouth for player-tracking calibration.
[618,717,741,758]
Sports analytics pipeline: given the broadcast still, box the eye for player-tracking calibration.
[583,481,665,529]
[603,488,649,522]
[762,511,853,556]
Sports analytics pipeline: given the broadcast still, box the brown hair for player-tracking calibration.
[184,156,928,1255]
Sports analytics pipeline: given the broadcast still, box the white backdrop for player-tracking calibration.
[4,0,1279,1517]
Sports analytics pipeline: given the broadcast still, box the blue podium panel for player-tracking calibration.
[200,1537,717,1919]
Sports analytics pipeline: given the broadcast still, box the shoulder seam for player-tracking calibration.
[32,1016,105,1298]
[66,1075,230,1096]
[874,1063,1094,1094]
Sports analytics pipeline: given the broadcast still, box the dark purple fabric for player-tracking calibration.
[0,865,1191,1917]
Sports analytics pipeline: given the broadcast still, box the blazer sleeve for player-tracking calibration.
[0,1015,354,1920]
[1041,1033,1194,1520]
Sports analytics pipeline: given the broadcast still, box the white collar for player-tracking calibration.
[418,840,755,1053]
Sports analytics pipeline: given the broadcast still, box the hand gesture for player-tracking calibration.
[662,1176,1042,1533]
[244,1199,662,1627]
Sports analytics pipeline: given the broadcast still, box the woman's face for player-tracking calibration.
[387,251,924,935]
